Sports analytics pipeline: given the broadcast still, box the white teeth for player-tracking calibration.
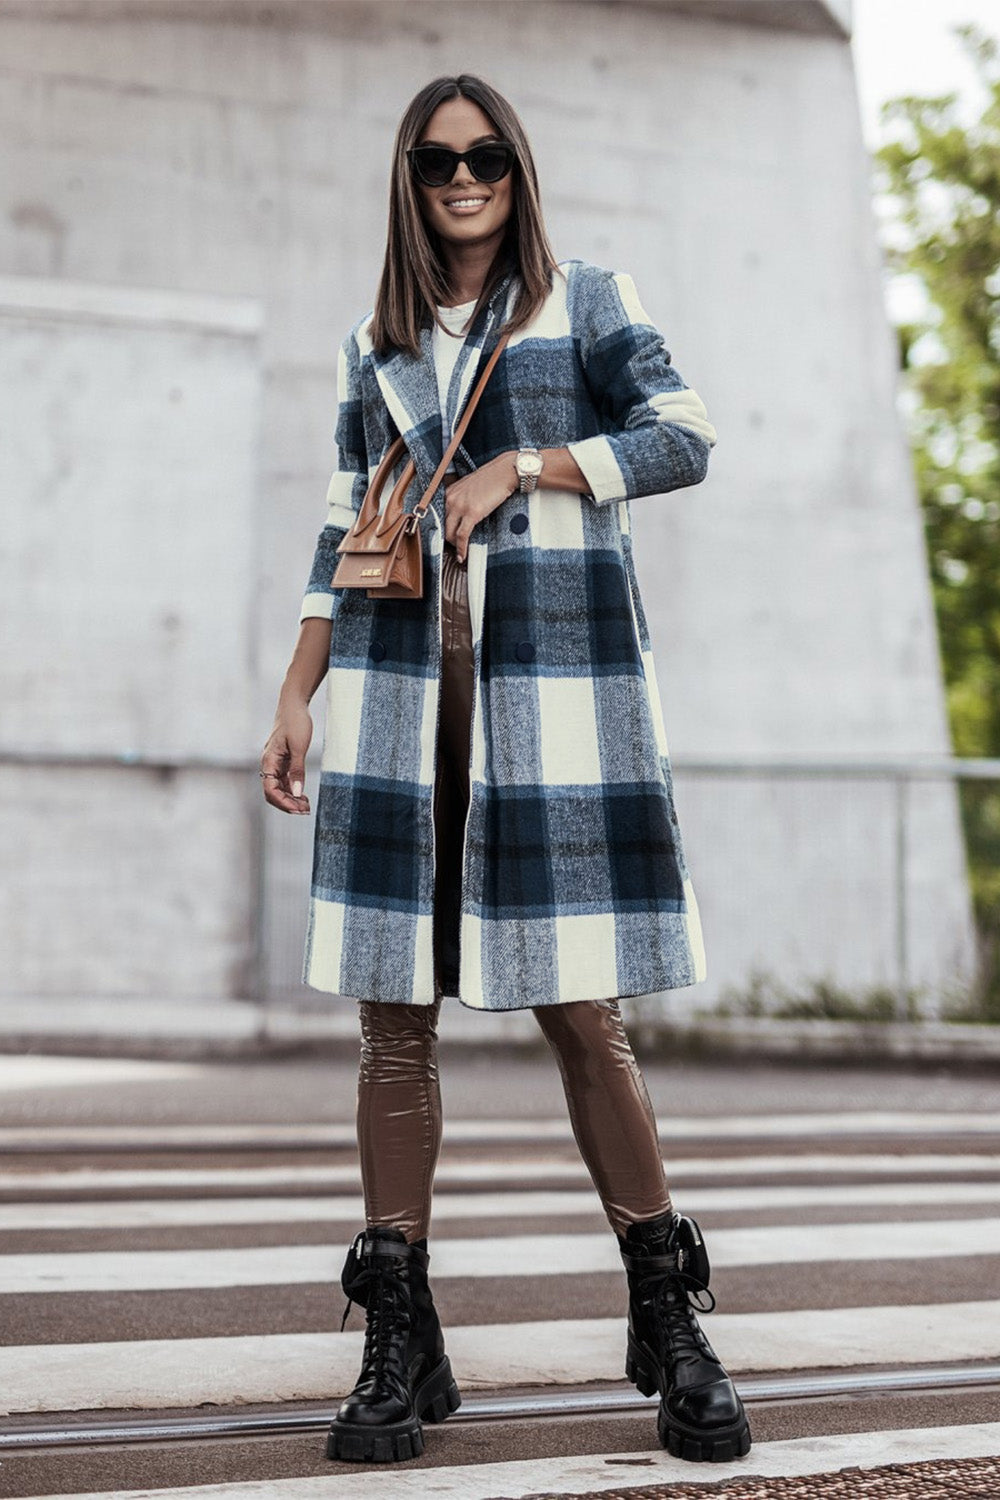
[447,198,487,208]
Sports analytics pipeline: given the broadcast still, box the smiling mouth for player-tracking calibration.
[444,196,489,211]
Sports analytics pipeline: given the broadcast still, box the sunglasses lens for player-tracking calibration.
[410,143,515,186]
[411,148,457,186]
[468,144,514,182]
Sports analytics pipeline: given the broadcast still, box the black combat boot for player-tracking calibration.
[618,1209,752,1462]
[326,1226,461,1463]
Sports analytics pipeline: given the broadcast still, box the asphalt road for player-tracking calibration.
[1,1046,998,1499]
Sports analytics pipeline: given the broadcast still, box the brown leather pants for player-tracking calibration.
[356,541,674,1242]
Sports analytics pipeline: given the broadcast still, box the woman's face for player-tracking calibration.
[414,97,514,257]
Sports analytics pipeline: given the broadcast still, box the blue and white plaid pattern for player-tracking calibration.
[300,260,716,1009]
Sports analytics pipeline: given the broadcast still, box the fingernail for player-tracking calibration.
[292,780,302,797]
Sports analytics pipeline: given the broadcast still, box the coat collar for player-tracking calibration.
[370,271,516,489]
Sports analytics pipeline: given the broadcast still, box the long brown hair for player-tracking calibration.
[370,75,560,358]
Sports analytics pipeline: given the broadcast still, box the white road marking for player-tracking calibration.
[0,1056,205,1092]
[3,1217,999,1293]
[6,1153,1000,1195]
[6,1177,1000,1231]
[21,1421,1000,1499]
[2,1110,998,1146]
[5,1304,1000,1414]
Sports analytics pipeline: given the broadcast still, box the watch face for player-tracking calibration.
[518,452,544,476]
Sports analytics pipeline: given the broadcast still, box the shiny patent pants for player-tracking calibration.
[356,542,674,1243]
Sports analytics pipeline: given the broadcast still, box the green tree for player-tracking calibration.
[872,22,1000,1014]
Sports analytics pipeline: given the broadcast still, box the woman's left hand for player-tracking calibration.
[444,452,518,564]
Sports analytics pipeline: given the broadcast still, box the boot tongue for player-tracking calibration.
[623,1212,679,1254]
[361,1227,410,1259]
[620,1214,685,1279]
[342,1227,411,1309]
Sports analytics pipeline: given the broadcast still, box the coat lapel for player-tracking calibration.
[369,271,518,492]
[370,323,443,488]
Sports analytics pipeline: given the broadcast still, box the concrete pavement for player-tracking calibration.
[0,994,997,1069]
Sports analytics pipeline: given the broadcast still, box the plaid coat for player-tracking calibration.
[299,259,717,1010]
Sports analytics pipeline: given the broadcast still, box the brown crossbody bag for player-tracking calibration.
[331,330,512,600]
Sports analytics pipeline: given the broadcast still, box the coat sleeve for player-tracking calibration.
[566,263,718,507]
[299,331,369,623]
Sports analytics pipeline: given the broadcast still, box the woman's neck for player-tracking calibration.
[439,236,504,307]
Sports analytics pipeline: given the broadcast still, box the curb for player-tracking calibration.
[629,1015,1000,1071]
[0,999,997,1069]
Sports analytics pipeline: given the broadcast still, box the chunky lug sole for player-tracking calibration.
[326,1353,461,1464]
[626,1333,752,1463]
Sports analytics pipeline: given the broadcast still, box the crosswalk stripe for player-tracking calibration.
[5,1303,1000,1414]
[3,1110,998,1149]
[21,1421,1000,1500]
[5,1152,1000,1196]
[2,1217,999,1294]
[5,1176,1000,1231]
[0,1056,204,1091]
[8,1062,998,1497]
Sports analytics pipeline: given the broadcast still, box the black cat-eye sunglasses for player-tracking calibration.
[407,141,516,188]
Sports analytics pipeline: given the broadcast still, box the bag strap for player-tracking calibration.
[346,328,512,542]
[412,329,512,520]
[348,436,412,540]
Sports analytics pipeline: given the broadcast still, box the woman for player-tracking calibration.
[261,75,750,1468]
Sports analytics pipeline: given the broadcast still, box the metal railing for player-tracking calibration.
[262,754,1000,1019]
[3,750,997,1019]
[668,755,998,1018]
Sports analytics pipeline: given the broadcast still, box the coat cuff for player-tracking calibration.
[567,434,627,506]
[300,591,339,624]
[299,522,351,624]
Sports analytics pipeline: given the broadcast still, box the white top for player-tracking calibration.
[432,298,477,454]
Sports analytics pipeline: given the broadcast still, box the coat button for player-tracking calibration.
[369,640,387,662]
[509,513,529,534]
[515,641,536,663]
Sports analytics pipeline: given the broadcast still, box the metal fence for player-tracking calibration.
[262,756,1000,1021]
[4,750,995,1017]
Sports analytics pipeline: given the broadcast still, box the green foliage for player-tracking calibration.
[710,968,925,1024]
[872,23,1000,1015]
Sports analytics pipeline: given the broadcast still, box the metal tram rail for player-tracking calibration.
[3,1365,999,1450]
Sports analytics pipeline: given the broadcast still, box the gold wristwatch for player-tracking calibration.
[515,447,544,494]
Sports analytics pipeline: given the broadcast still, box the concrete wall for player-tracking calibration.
[0,0,977,1013]
[0,274,263,997]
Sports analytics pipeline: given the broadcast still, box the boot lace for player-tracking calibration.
[340,1260,410,1376]
[638,1259,718,1360]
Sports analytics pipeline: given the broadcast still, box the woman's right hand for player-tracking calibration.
[260,700,314,815]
